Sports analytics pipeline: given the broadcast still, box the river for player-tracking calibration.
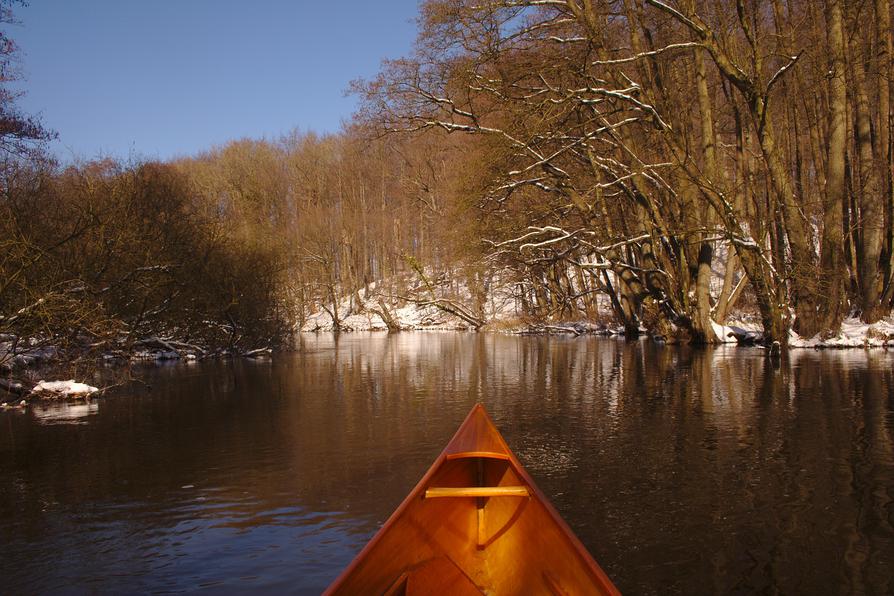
[1,333,893,594]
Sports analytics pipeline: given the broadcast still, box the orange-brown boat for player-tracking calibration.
[325,404,620,595]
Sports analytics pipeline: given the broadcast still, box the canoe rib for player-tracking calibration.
[324,403,620,595]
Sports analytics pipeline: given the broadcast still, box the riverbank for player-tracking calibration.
[0,333,274,407]
[7,308,894,408]
[301,292,894,350]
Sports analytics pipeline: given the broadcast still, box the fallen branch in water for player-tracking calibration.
[1,378,32,402]
[134,336,180,355]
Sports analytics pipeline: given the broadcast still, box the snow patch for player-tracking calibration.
[32,380,98,397]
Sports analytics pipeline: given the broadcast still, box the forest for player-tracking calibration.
[2,0,893,370]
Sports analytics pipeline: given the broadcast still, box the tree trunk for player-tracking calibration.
[692,39,719,343]
[819,0,848,333]
[850,23,886,322]
[876,0,894,306]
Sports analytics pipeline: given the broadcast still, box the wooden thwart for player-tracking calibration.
[445,451,510,461]
[424,486,529,499]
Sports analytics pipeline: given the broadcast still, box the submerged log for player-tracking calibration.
[1,378,33,403]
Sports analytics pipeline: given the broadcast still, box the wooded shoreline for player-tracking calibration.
[3,0,894,371]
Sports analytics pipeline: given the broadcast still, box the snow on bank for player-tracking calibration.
[299,279,894,349]
[302,300,473,331]
[789,317,894,348]
[300,279,519,332]
[31,380,98,397]
[300,279,767,339]
[713,317,894,348]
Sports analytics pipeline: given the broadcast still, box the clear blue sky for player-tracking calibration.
[10,1,420,162]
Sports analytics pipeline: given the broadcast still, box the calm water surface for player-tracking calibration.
[1,334,893,594]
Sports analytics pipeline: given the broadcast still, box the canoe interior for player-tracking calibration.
[326,404,619,595]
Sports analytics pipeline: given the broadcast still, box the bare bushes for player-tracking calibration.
[0,157,289,369]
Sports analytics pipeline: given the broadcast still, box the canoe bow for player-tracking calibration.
[324,403,620,595]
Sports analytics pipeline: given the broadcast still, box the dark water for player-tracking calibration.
[1,334,893,595]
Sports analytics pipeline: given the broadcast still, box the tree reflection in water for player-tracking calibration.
[1,333,891,594]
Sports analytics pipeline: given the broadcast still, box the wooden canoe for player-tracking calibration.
[324,403,620,595]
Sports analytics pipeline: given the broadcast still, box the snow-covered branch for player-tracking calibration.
[766,52,803,94]
[591,42,701,66]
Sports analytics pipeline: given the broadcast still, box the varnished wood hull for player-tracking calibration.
[325,404,620,595]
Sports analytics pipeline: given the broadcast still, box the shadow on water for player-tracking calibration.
[1,333,892,594]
